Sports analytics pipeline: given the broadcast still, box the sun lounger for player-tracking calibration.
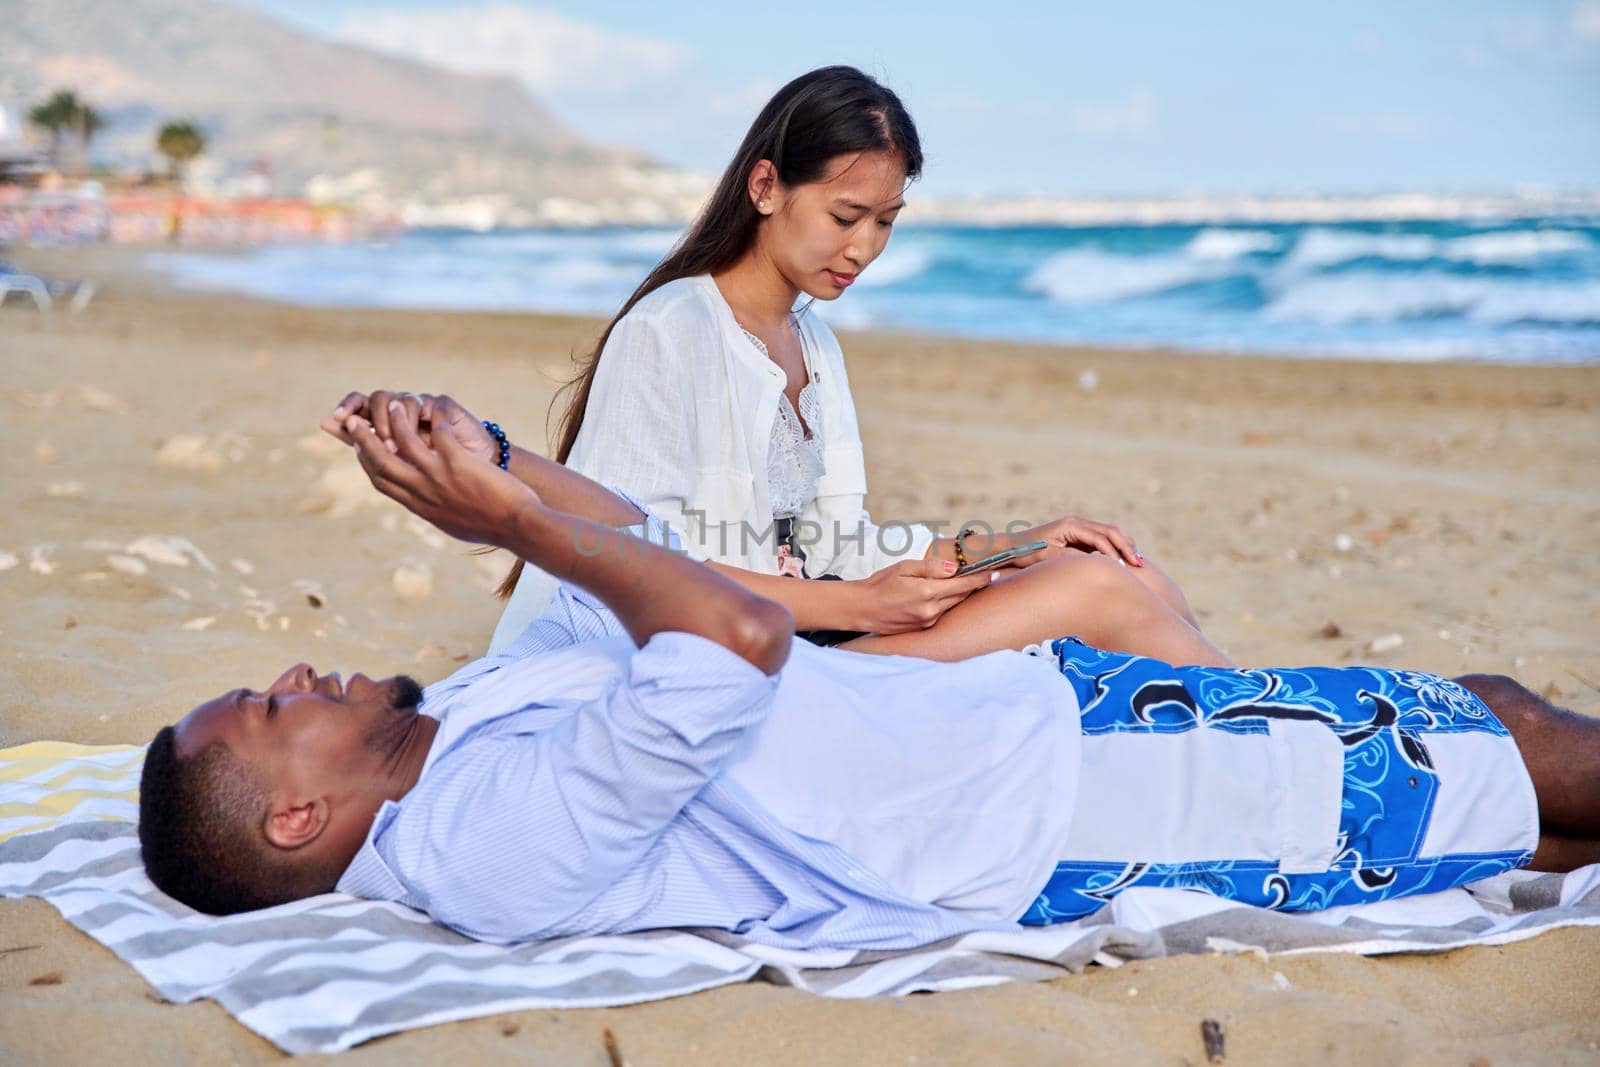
[0,261,96,312]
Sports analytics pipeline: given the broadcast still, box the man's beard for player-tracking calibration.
[362,675,425,756]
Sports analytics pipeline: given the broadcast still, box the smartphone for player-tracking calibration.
[955,539,1049,576]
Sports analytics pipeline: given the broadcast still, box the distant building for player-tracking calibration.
[0,102,30,152]
[0,102,48,184]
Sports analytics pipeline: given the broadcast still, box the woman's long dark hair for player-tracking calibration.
[498,65,923,597]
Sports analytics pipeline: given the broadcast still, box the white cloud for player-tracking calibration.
[334,3,693,102]
[1575,1,1600,38]
[333,4,766,169]
[1462,8,1597,70]
[1490,13,1550,54]
[1070,91,1157,135]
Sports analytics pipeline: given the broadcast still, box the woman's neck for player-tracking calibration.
[713,247,799,333]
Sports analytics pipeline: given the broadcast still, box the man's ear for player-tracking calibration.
[264,797,329,850]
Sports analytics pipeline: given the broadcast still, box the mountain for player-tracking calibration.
[0,0,701,220]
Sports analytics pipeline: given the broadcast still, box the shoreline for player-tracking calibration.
[17,242,1600,373]
[21,231,1599,370]
[2,244,1598,1065]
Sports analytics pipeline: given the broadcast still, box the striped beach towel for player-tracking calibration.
[4,742,1599,1055]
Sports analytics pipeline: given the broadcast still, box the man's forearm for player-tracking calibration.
[503,447,868,632]
[499,442,805,656]
[336,398,787,666]
[504,444,644,528]
[502,500,793,674]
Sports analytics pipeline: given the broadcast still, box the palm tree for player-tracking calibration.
[74,104,106,172]
[28,89,81,169]
[156,120,206,183]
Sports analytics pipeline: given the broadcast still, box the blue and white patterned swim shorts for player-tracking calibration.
[1020,639,1539,926]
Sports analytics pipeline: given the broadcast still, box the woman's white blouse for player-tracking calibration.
[491,274,935,653]
[767,382,824,519]
[742,325,824,520]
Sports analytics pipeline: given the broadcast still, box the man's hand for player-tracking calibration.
[342,400,540,548]
[322,390,497,464]
[318,387,790,674]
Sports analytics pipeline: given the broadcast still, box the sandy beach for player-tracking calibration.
[2,244,1598,1065]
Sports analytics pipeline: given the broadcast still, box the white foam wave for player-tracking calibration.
[1282,230,1436,271]
[1282,227,1593,271]
[1184,228,1280,260]
[809,296,873,330]
[1471,280,1600,325]
[149,224,1600,365]
[156,243,645,314]
[1024,248,1233,304]
[856,247,933,288]
[1263,272,1600,326]
[473,227,682,259]
[1441,229,1592,265]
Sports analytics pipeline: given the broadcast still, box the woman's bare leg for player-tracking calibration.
[1127,558,1203,629]
[1027,548,1203,629]
[840,553,1233,666]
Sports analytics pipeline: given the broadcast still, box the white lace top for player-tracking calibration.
[742,326,824,519]
[491,275,937,654]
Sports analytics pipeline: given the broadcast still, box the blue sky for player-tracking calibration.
[235,0,1600,198]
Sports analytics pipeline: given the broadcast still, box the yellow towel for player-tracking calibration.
[0,741,144,842]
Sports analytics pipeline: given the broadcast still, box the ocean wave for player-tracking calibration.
[1282,230,1438,271]
[156,244,644,314]
[148,221,1600,364]
[856,247,933,288]
[466,227,682,261]
[1281,227,1593,271]
[1184,228,1281,260]
[1470,281,1600,325]
[1024,247,1236,304]
[1263,272,1600,326]
[810,297,874,330]
[1441,229,1592,265]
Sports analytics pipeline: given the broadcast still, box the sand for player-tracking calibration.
[2,244,1598,1065]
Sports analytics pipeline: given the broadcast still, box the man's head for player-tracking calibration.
[138,663,427,914]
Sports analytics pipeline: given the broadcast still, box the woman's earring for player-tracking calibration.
[758,200,768,212]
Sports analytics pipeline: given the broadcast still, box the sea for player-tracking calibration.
[154,215,1600,364]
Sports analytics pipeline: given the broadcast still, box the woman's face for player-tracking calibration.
[759,149,906,300]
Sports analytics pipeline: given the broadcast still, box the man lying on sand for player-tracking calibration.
[136,389,1600,949]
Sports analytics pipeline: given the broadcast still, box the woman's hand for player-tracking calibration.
[338,399,539,546]
[1011,514,1143,567]
[321,390,496,464]
[854,559,995,634]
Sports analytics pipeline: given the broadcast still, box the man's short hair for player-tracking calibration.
[138,725,288,915]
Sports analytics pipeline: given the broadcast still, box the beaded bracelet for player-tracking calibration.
[480,420,511,470]
[953,525,978,568]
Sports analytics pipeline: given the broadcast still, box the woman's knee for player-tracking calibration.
[1127,557,1192,606]
[1027,552,1230,666]
[1034,553,1167,622]
[1040,552,1145,594]
[1045,551,1190,612]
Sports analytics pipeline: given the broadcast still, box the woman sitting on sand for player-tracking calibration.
[493,66,1226,666]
